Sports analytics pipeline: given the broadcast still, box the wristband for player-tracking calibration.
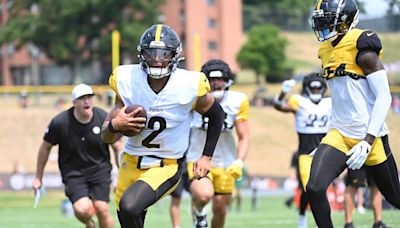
[274,95,283,106]
[108,120,119,133]
[234,159,244,168]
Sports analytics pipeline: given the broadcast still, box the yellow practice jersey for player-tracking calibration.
[186,90,249,168]
[109,64,210,158]
[318,29,389,139]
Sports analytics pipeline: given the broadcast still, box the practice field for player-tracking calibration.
[1,190,399,228]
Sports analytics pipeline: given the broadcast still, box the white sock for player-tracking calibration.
[195,207,207,216]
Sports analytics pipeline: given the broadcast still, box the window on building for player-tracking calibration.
[208,41,218,50]
[180,32,186,48]
[207,0,216,6]
[179,9,185,25]
[207,18,216,28]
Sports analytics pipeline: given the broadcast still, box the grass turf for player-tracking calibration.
[0,190,399,227]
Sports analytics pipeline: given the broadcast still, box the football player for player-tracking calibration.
[308,0,400,227]
[101,24,224,228]
[186,59,250,228]
[344,167,387,228]
[274,73,332,228]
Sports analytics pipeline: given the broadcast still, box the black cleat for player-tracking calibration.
[194,214,208,228]
[372,221,389,228]
[344,222,355,228]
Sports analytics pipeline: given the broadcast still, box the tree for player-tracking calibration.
[0,0,165,83]
[242,0,315,31]
[236,24,290,84]
[386,0,400,31]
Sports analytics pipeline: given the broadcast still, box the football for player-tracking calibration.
[121,104,147,137]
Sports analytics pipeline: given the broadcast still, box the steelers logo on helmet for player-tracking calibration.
[201,59,234,100]
[311,0,359,42]
[137,24,182,79]
[302,73,327,104]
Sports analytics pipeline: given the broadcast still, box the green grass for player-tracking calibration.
[1,191,399,227]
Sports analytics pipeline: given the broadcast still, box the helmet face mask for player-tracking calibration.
[138,24,182,79]
[311,0,359,42]
[201,59,234,100]
[302,74,327,103]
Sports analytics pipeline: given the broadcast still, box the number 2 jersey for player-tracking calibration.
[186,90,249,168]
[288,94,332,154]
[109,64,210,159]
[318,28,389,139]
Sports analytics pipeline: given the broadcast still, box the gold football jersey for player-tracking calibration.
[318,28,383,80]
[317,29,389,139]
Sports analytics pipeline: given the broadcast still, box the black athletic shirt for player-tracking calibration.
[44,107,111,181]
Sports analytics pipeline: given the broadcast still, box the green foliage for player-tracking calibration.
[243,0,315,31]
[1,191,400,227]
[237,24,291,83]
[386,0,400,31]
[0,0,165,65]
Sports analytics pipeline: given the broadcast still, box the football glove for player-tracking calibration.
[281,79,296,93]
[346,140,371,170]
[226,160,243,179]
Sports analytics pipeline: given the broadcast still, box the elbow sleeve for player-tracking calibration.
[202,101,224,157]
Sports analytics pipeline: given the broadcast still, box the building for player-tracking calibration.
[162,0,243,72]
[0,0,243,85]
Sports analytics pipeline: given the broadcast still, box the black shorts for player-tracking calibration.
[345,167,376,188]
[170,169,190,198]
[64,165,111,204]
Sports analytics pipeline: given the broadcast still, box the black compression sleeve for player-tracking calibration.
[202,100,224,157]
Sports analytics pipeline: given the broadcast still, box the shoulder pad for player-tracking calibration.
[356,30,382,55]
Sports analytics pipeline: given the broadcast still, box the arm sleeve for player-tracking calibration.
[202,101,224,157]
[366,70,392,137]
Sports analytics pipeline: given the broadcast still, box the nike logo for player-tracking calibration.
[367,32,374,36]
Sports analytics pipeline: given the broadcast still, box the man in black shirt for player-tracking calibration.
[32,84,123,228]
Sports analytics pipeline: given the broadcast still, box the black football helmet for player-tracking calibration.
[311,0,359,42]
[137,24,182,79]
[302,73,327,103]
[201,59,234,100]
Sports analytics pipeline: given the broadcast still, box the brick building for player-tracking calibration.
[162,0,243,72]
[0,0,243,85]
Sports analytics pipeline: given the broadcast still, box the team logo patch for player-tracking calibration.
[92,126,101,134]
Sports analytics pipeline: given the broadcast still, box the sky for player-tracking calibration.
[360,0,389,19]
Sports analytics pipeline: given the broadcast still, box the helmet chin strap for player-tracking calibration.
[309,94,322,103]
[146,67,171,79]
[211,90,225,101]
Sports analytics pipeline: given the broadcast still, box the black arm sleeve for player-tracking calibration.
[202,100,224,157]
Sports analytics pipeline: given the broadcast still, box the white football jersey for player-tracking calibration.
[288,94,331,134]
[186,90,249,168]
[109,64,210,158]
[327,77,389,139]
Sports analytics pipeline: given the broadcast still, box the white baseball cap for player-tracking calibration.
[72,84,95,101]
